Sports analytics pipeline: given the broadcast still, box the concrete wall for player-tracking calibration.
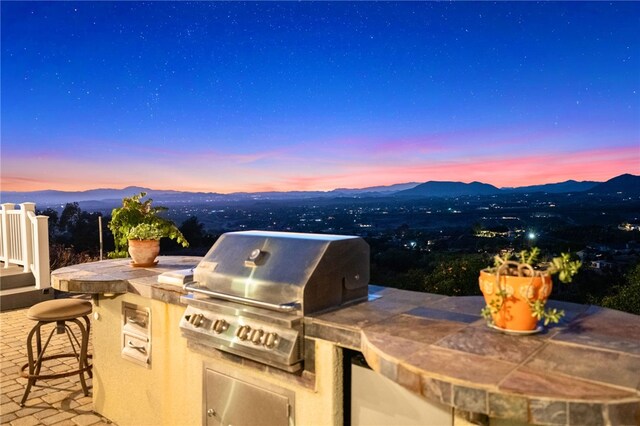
[92,293,342,426]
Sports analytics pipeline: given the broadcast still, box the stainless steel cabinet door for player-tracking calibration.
[204,368,293,426]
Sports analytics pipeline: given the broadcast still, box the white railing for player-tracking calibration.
[0,203,50,289]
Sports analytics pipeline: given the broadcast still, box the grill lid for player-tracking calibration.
[191,231,369,314]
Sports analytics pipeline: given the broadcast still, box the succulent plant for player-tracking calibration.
[481,248,582,326]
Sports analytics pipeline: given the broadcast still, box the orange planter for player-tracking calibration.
[128,239,160,267]
[479,269,553,331]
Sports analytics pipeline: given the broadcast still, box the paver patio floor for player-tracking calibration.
[1,305,115,426]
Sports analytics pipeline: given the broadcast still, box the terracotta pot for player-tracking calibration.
[479,269,553,331]
[128,239,160,267]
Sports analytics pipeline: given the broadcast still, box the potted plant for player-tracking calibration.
[108,192,189,266]
[479,248,581,332]
[126,223,164,266]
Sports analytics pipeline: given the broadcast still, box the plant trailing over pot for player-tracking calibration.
[108,192,189,262]
[479,248,581,331]
[128,223,165,241]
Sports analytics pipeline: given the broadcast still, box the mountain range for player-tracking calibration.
[1,174,638,207]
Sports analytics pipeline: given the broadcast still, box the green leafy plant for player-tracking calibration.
[128,223,164,241]
[481,248,581,326]
[108,192,189,258]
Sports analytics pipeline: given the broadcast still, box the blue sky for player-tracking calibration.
[2,1,639,192]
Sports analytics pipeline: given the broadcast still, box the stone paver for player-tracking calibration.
[0,306,115,425]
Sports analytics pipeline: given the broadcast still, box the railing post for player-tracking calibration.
[32,215,50,290]
[21,203,36,273]
[1,203,15,268]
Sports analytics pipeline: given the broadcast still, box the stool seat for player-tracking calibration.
[27,299,92,321]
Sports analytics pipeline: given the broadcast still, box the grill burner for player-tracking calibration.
[180,231,369,372]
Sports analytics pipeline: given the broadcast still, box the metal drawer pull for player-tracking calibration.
[127,317,146,327]
[183,282,299,313]
[128,340,147,353]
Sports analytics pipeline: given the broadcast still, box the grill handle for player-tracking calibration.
[183,282,299,313]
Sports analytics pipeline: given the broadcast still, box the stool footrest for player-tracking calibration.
[20,354,93,380]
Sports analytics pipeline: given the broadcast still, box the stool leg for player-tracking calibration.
[20,322,55,406]
[82,315,92,378]
[35,326,42,359]
[62,321,92,382]
[63,324,81,357]
[69,318,90,397]
[20,323,39,406]
[34,325,43,377]
[35,326,57,373]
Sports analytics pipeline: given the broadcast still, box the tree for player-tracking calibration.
[421,253,488,296]
[39,203,103,269]
[179,216,207,247]
[49,203,103,253]
[601,262,640,315]
[162,216,217,253]
[59,202,81,232]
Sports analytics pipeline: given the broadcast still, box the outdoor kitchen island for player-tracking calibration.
[51,256,640,426]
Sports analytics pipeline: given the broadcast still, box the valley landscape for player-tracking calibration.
[4,173,639,314]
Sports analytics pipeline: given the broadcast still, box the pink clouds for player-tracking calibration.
[336,145,639,188]
[243,145,638,191]
[1,133,638,192]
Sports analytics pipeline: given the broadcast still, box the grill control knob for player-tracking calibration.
[236,325,251,341]
[249,249,262,260]
[263,332,279,349]
[250,329,264,345]
[212,319,229,334]
[187,313,205,328]
[245,249,266,267]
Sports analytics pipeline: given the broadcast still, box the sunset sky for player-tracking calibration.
[2,2,639,193]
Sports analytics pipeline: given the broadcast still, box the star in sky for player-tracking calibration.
[1,2,638,192]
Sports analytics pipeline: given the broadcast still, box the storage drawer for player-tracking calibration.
[122,302,151,367]
[123,305,149,336]
[122,332,150,366]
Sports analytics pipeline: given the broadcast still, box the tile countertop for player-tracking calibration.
[307,286,640,426]
[51,256,202,304]
[51,259,640,425]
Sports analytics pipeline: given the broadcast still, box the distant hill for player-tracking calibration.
[332,182,420,195]
[589,174,640,194]
[0,183,419,206]
[0,186,210,205]
[395,181,501,198]
[2,173,637,206]
[503,180,598,194]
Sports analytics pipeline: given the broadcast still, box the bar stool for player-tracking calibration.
[20,298,93,406]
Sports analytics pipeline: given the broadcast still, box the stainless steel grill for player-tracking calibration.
[180,230,369,372]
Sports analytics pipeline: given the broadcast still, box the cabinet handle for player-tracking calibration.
[127,317,146,327]
[128,340,147,353]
